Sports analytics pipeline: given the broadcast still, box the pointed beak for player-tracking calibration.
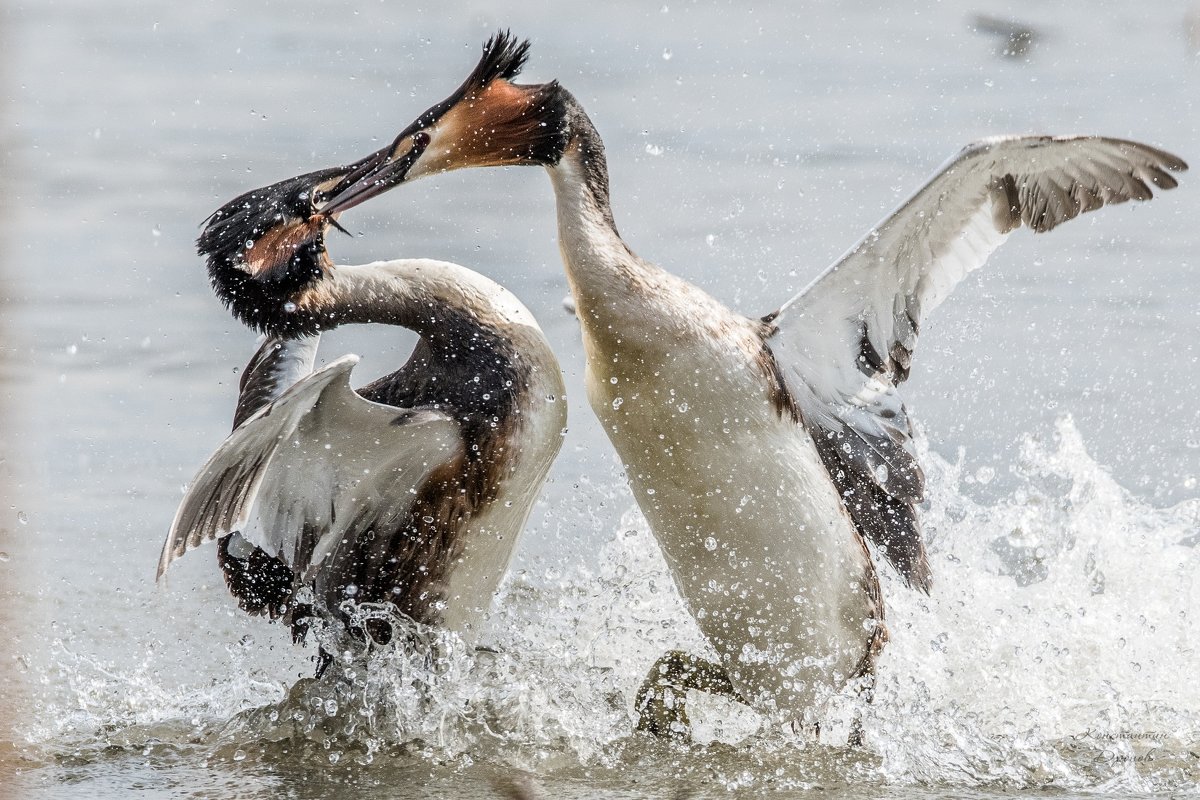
[319,130,432,217]
[316,58,564,219]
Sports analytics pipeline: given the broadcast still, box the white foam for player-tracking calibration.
[22,417,1199,791]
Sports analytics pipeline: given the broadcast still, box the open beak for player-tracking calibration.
[319,129,432,217]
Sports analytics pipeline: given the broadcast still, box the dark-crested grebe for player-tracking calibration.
[159,161,566,671]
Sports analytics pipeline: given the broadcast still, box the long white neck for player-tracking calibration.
[544,121,748,368]
[546,138,666,324]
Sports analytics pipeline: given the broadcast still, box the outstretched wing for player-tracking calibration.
[158,355,462,580]
[765,136,1186,591]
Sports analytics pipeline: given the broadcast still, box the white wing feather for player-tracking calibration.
[765,135,1185,588]
[158,355,462,580]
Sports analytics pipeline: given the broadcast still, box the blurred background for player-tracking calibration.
[0,1,1197,797]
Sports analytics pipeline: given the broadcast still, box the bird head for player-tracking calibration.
[320,31,571,216]
[198,165,366,335]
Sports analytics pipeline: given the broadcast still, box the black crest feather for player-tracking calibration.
[388,30,535,141]
[466,30,532,92]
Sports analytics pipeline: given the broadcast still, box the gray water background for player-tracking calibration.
[1,0,1197,797]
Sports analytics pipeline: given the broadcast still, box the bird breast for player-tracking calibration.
[582,305,878,713]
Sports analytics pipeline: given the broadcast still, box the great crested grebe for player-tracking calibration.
[158,161,567,670]
[320,33,1186,736]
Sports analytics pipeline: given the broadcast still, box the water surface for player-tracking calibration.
[2,1,1198,797]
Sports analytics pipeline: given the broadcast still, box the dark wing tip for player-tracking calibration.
[905,557,933,594]
[1051,135,1188,173]
[1007,137,1188,234]
[471,30,533,88]
[1120,139,1188,173]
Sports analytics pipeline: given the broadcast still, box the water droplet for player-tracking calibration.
[344,584,358,597]
[0,552,9,563]
[705,233,716,247]
[704,536,717,552]
[16,512,27,525]
[662,48,673,60]
[244,239,255,249]
[874,464,890,484]
[609,376,618,384]
[232,749,247,762]
[644,143,664,156]
[324,699,338,715]
[611,397,624,410]
[975,466,995,485]
[283,301,297,313]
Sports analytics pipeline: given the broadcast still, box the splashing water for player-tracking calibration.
[869,416,1200,791]
[17,417,1199,793]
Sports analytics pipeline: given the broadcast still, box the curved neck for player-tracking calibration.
[300,260,550,420]
[547,105,663,315]
[214,256,532,360]
[557,108,618,232]
[304,260,529,346]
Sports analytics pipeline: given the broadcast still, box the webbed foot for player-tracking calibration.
[634,650,739,742]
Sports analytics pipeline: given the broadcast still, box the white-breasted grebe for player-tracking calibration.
[322,33,1186,735]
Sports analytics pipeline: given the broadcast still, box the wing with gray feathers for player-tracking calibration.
[765,135,1186,591]
[233,335,320,428]
[158,355,462,580]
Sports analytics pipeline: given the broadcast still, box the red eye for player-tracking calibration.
[413,131,431,147]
